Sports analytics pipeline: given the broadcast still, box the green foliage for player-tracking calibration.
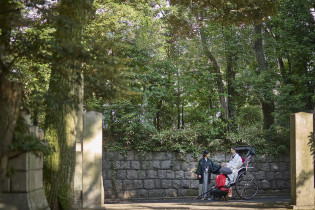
[11,114,51,156]
[6,0,311,163]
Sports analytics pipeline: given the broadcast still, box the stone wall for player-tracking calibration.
[102,151,290,199]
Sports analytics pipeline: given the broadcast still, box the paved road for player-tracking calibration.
[82,197,293,210]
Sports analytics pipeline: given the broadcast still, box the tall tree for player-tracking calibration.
[253,24,275,129]
[0,0,45,200]
[44,0,93,209]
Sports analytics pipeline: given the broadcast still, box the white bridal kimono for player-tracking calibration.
[226,153,243,183]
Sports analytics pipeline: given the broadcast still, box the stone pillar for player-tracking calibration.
[1,125,49,210]
[290,112,315,208]
[82,111,104,208]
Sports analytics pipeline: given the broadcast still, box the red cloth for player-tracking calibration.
[241,157,245,162]
[216,174,229,192]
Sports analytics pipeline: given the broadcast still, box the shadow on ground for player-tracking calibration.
[99,197,292,209]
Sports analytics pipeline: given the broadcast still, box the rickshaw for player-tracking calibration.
[195,146,258,200]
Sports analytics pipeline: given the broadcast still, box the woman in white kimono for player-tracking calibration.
[222,147,243,183]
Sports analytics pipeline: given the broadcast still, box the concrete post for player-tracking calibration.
[290,112,315,209]
[82,111,104,208]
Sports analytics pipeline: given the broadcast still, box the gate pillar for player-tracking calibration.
[290,112,315,209]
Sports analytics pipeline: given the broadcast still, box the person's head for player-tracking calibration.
[203,150,210,158]
[231,147,237,155]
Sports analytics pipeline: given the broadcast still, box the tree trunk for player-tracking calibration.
[181,104,184,129]
[0,0,23,201]
[44,0,92,209]
[0,78,22,201]
[200,28,227,121]
[253,24,275,129]
[226,52,237,131]
[156,99,162,131]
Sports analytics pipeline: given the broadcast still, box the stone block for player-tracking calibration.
[278,156,284,162]
[261,180,271,189]
[256,171,265,180]
[106,171,112,179]
[105,151,117,161]
[126,151,134,160]
[270,163,279,171]
[276,180,287,189]
[8,152,27,171]
[171,161,181,170]
[167,170,175,179]
[274,172,282,180]
[147,170,158,179]
[3,177,10,192]
[172,180,181,189]
[29,153,43,170]
[283,171,290,180]
[104,180,112,189]
[161,180,171,189]
[190,180,199,189]
[137,170,146,179]
[158,170,167,179]
[103,161,111,170]
[131,161,141,169]
[270,180,277,189]
[133,180,143,189]
[150,161,160,169]
[120,190,137,199]
[117,152,126,160]
[154,152,166,160]
[250,163,260,172]
[185,154,195,162]
[182,180,190,188]
[165,152,173,160]
[27,189,50,210]
[11,171,28,192]
[115,180,123,191]
[178,189,187,196]
[212,153,225,162]
[123,180,133,190]
[155,179,161,188]
[187,189,198,196]
[139,152,152,160]
[165,189,177,197]
[3,188,50,210]
[144,180,155,189]
[117,170,126,179]
[182,162,196,172]
[127,170,137,179]
[137,189,148,198]
[29,170,43,191]
[175,171,184,179]
[184,171,195,179]
[279,162,288,171]
[120,161,131,169]
[149,189,165,197]
[141,161,150,170]
[265,172,275,180]
[104,190,114,199]
[260,163,270,171]
[161,160,172,169]
[175,153,185,161]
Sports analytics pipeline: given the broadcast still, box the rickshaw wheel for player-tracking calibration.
[235,171,258,200]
